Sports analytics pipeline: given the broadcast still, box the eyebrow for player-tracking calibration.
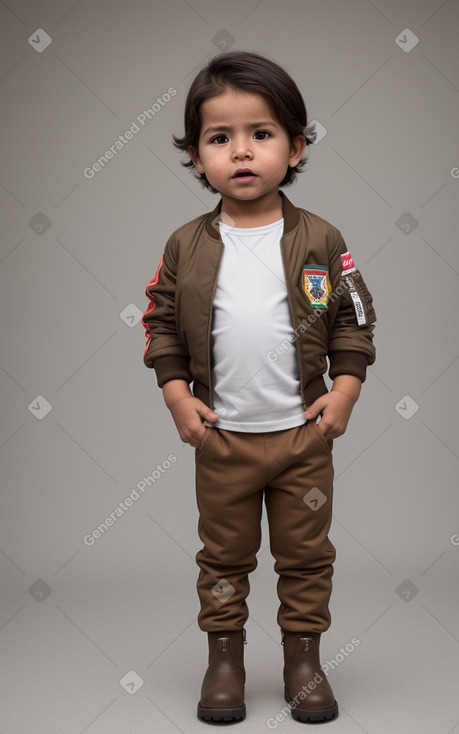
[202,121,278,136]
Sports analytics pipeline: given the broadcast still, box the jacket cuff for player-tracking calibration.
[152,355,193,388]
[328,351,368,383]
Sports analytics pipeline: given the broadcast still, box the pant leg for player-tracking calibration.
[264,421,336,633]
[194,427,265,632]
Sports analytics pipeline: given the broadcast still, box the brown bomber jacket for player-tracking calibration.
[142,192,376,411]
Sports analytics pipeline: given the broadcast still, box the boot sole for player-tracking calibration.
[284,687,338,723]
[197,702,246,722]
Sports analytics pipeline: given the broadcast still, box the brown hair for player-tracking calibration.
[173,51,309,192]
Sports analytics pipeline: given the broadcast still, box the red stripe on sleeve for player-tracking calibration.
[141,255,164,357]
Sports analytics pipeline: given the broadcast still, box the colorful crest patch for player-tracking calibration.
[302,265,331,310]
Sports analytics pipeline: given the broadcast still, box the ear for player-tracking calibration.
[187,145,205,174]
[288,134,307,168]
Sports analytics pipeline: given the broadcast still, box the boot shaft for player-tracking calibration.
[282,630,321,672]
[206,629,246,672]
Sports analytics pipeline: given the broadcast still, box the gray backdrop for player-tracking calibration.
[1,1,458,733]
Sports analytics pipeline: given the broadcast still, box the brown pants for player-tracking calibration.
[195,421,336,634]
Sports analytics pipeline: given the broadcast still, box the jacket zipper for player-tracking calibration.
[279,236,307,411]
[206,242,225,411]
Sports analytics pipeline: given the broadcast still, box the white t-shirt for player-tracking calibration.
[209,218,305,432]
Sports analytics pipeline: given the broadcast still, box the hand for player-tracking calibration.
[305,383,358,440]
[305,374,361,439]
[169,395,219,447]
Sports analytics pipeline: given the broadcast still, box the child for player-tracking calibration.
[142,51,376,724]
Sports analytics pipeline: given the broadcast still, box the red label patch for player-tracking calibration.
[341,251,356,274]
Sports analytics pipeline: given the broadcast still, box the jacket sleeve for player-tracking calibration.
[142,236,193,387]
[327,234,376,383]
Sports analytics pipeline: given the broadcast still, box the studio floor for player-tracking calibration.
[1,551,458,734]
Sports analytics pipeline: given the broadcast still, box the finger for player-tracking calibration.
[198,405,219,422]
[304,398,324,420]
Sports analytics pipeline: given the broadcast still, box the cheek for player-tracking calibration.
[268,140,291,160]
[200,149,222,172]
[282,141,295,157]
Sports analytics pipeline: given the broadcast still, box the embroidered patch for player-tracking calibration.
[341,251,356,275]
[302,265,331,310]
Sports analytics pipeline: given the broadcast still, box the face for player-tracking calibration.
[188,87,305,207]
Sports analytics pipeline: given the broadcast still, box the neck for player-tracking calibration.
[220,190,283,228]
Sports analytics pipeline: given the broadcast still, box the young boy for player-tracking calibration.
[142,51,376,724]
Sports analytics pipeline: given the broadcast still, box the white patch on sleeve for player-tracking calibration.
[344,276,367,326]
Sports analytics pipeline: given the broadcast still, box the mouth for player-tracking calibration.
[232,169,258,183]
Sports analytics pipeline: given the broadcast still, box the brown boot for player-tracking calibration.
[282,630,338,723]
[197,630,246,722]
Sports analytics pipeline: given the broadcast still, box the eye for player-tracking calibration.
[253,130,271,140]
[210,134,229,144]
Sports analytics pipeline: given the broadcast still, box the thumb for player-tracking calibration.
[305,397,325,421]
[198,402,219,423]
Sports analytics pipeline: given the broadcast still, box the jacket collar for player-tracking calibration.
[204,190,300,241]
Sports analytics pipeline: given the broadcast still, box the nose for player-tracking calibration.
[231,138,253,160]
